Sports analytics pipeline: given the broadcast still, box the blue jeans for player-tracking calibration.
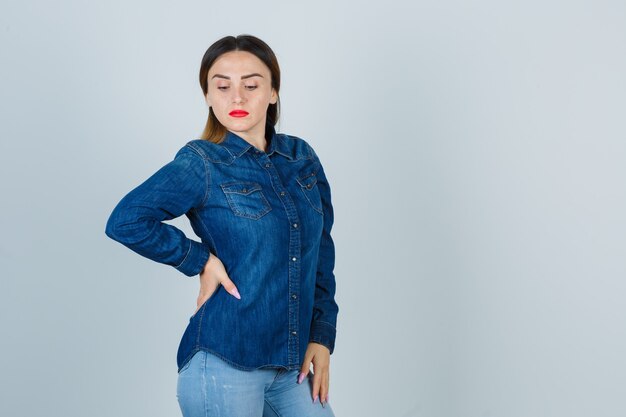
[176,350,336,417]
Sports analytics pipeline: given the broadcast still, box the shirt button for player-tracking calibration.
[265,163,271,167]
[292,294,297,299]
[280,191,285,196]
[291,257,297,262]
[291,331,297,336]
[293,223,298,228]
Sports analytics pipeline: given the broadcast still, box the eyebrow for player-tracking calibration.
[211,73,264,80]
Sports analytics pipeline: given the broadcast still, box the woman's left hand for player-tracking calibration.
[298,342,331,405]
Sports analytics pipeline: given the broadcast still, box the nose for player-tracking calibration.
[232,85,247,104]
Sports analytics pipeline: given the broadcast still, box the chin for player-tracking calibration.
[225,121,262,135]
[217,117,246,128]
[224,124,252,134]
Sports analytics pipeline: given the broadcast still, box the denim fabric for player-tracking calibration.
[176,350,335,417]
[105,126,338,372]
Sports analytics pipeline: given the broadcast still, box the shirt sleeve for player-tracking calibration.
[104,145,211,277]
[308,148,339,354]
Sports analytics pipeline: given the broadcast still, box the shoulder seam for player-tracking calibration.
[184,140,208,159]
[279,133,316,160]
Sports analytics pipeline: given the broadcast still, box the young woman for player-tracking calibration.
[105,34,338,417]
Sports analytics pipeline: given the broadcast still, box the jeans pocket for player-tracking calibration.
[178,350,203,374]
[221,181,272,220]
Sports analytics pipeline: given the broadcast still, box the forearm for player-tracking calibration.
[309,239,339,353]
[105,203,210,276]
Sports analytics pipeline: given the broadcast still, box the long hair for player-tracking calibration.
[198,34,281,143]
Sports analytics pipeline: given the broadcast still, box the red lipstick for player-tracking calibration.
[229,110,249,117]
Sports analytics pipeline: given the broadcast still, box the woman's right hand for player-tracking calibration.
[195,253,241,315]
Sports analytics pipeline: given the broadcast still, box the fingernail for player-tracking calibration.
[230,288,241,299]
[321,400,326,408]
[297,372,306,384]
[313,395,318,403]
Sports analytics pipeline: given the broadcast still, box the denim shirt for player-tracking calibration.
[104,126,338,372]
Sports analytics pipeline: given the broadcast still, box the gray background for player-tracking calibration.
[1,1,625,416]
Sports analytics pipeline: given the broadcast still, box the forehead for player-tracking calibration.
[208,50,271,78]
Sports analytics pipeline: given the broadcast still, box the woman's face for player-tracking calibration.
[205,50,278,143]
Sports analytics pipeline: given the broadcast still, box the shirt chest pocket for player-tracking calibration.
[220,181,272,220]
[296,172,323,215]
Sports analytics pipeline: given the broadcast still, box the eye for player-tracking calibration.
[245,85,258,90]
[217,86,230,91]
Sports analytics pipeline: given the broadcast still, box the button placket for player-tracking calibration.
[253,151,302,366]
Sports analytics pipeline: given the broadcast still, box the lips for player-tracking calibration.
[229,110,249,117]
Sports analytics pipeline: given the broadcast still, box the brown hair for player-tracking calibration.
[198,34,281,143]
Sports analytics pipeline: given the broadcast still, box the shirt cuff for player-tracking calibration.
[309,321,337,354]
[175,240,211,277]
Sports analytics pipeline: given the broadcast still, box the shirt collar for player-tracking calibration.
[221,125,295,160]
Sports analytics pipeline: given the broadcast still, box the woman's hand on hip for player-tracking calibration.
[298,342,331,406]
[195,253,241,315]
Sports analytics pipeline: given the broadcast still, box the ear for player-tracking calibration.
[269,88,278,105]
[204,92,211,108]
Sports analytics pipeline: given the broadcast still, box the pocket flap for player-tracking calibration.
[296,173,318,190]
[220,182,263,195]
